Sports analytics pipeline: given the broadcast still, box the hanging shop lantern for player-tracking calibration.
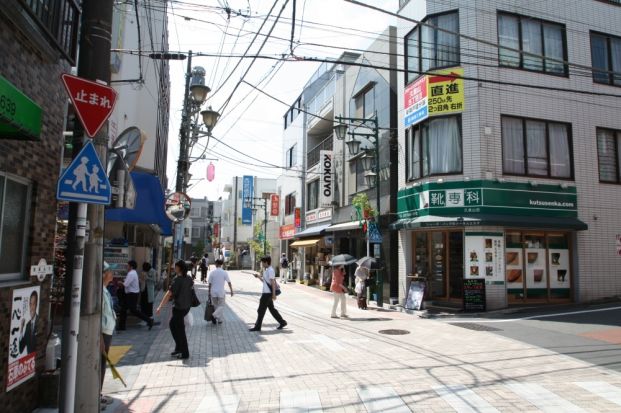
[206,162,215,182]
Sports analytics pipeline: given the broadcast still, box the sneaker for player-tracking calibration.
[277,321,288,330]
[330,315,339,318]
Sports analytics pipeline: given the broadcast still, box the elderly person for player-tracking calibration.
[156,260,193,359]
[101,262,115,406]
[330,265,348,318]
[354,264,369,310]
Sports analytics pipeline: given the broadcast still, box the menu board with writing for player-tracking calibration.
[463,278,486,312]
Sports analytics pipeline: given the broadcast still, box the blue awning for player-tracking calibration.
[105,171,172,236]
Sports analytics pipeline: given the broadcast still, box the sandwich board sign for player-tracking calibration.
[57,141,111,205]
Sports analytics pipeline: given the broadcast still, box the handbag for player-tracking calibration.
[265,278,282,296]
[190,287,200,307]
[204,298,215,321]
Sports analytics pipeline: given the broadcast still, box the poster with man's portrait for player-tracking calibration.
[7,286,40,391]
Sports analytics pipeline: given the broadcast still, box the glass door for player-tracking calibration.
[524,233,547,301]
[430,232,446,299]
[448,231,464,299]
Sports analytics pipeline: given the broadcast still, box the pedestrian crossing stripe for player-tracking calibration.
[191,382,621,412]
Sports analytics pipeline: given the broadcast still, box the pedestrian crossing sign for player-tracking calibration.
[57,141,111,205]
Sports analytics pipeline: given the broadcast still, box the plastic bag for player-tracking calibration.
[184,312,194,328]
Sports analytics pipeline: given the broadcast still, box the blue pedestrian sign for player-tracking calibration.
[57,141,111,205]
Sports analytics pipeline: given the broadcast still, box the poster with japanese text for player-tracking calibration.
[7,286,40,391]
[464,233,504,283]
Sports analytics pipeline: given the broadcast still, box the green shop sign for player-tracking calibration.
[0,75,42,140]
[397,180,578,218]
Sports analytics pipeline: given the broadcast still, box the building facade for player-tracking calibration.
[395,0,621,310]
[0,1,79,410]
[189,197,223,256]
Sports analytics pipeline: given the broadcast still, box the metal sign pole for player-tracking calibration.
[62,202,87,413]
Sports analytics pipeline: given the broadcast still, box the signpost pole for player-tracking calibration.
[62,202,87,413]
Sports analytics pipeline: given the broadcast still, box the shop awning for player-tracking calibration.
[294,223,330,238]
[390,214,588,231]
[325,221,361,232]
[105,171,172,236]
[290,238,321,247]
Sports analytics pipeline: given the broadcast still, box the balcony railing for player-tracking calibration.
[20,0,80,64]
[307,135,333,169]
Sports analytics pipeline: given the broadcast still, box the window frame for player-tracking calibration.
[497,11,569,77]
[284,192,297,215]
[306,180,319,211]
[590,30,621,87]
[596,127,621,183]
[404,9,461,86]
[286,144,297,168]
[191,227,201,238]
[501,115,574,180]
[405,114,463,181]
[0,173,32,282]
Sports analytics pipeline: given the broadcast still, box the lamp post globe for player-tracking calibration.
[334,123,348,140]
[201,108,220,133]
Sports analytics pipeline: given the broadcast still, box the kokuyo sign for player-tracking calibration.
[320,150,333,207]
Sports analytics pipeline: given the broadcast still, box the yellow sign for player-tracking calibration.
[427,67,464,117]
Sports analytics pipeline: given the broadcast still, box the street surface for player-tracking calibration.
[100,271,621,412]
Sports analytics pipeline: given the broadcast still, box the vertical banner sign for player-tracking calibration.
[270,194,280,216]
[404,75,428,127]
[294,207,301,228]
[319,150,333,208]
[7,286,40,391]
[241,175,253,225]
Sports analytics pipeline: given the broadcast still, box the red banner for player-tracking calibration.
[270,194,279,216]
[280,224,295,239]
[294,208,301,228]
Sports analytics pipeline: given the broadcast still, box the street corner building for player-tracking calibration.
[395,0,621,311]
[0,1,79,411]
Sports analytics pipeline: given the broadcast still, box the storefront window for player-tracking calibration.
[0,174,31,281]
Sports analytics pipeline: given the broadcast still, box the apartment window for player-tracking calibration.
[597,128,621,182]
[405,11,460,84]
[498,13,567,75]
[502,116,573,178]
[286,144,297,168]
[307,180,319,211]
[284,193,296,215]
[353,86,375,119]
[191,227,200,238]
[0,174,31,281]
[190,207,200,217]
[406,116,462,179]
[591,32,621,86]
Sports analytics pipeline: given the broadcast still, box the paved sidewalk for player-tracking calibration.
[99,270,621,412]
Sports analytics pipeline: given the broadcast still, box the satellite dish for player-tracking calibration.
[109,126,146,172]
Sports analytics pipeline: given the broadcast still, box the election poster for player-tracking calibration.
[7,286,40,391]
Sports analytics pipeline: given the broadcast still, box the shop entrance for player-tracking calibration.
[505,231,572,303]
[412,231,464,301]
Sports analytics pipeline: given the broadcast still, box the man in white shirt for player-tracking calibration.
[249,256,287,332]
[118,260,154,330]
[207,259,233,324]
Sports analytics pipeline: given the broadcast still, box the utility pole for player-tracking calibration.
[233,176,238,256]
[59,0,114,411]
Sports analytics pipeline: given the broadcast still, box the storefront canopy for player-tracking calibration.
[290,238,321,247]
[325,221,361,232]
[294,223,330,238]
[105,171,172,236]
[390,214,588,231]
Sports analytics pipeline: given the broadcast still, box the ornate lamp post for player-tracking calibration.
[334,114,384,307]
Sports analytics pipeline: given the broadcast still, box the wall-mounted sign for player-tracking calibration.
[306,208,331,224]
[242,175,253,225]
[7,286,40,391]
[319,150,333,207]
[30,258,53,282]
[270,194,279,216]
[294,207,301,228]
[280,224,295,239]
[0,75,42,140]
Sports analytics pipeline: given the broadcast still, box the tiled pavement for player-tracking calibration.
[99,270,621,412]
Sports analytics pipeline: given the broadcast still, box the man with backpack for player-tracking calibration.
[279,253,289,284]
[200,253,208,283]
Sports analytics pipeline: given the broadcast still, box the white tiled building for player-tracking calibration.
[395,0,621,309]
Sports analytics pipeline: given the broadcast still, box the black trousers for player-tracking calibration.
[100,333,112,391]
[140,289,153,317]
[253,293,285,329]
[170,307,190,356]
[118,292,150,329]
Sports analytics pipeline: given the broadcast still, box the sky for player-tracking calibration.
[164,0,398,201]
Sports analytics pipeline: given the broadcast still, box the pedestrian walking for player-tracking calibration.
[330,265,348,318]
[190,254,198,280]
[156,260,193,359]
[100,262,115,408]
[354,264,369,310]
[207,259,233,324]
[118,260,154,330]
[279,253,289,284]
[249,256,287,332]
[200,253,208,282]
[140,262,156,317]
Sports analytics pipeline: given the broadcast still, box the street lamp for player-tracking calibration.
[334,113,384,307]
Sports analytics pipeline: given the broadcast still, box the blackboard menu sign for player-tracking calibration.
[463,279,486,312]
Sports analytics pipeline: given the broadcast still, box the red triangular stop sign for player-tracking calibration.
[61,74,117,137]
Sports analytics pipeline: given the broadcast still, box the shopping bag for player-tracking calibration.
[184,312,194,328]
[191,287,200,307]
[204,299,215,322]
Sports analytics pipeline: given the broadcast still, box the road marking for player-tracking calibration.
[357,386,411,413]
[195,394,240,413]
[434,385,500,413]
[575,382,621,407]
[447,306,621,324]
[280,390,323,413]
[507,383,586,412]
